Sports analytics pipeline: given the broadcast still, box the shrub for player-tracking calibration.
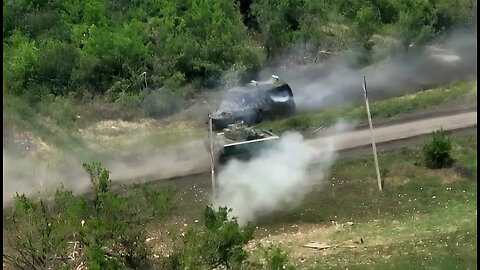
[114,91,145,120]
[4,162,175,269]
[263,245,295,270]
[164,206,255,269]
[3,194,71,270]
[423,129,453,169]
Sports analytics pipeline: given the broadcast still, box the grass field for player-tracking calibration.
[257,78,477,134]
[249,135,477,269]
[155,134,477,269]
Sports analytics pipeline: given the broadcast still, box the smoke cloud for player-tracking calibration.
[105,139,210,181]
[212,121,351,225]
[3,149,90,205]
[2,138,211,207]
[258,28,477,112]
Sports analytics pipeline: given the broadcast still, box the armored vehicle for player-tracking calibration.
[211,122,279,164]
[211,75,295,131]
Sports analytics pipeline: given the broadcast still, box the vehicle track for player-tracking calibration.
[145,110,477,186]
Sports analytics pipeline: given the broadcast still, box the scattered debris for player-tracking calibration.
[303,241,360,250]
[146,237,157,242]
[303,242,330,250]
[354,238,364,244]
[340,245,358,249]
[312,126,325,135]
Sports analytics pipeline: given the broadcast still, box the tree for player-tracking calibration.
[251,0,305,59]
[392,0,436,50]
[354,5,380,49]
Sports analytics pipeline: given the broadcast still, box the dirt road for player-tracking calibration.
[3,111,476,206]
[152,110,477,181]
[309,111,477,152]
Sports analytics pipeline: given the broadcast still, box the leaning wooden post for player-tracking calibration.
[363,76,383,192]
[208,114,216,198]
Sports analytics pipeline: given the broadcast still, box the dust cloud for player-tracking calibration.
[3,139,211,207]
[105,139,210,182]
[258,28,477,112]
[212,121,352,225]
[3,149,90,205]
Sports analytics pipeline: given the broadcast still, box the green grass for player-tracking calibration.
[147,133,476,270]
[156,134,476,268]
[248,134,477,269]
[308,227,477,269]
[257,78,477,133]
[3,91,99,162]
[252,135,475,227]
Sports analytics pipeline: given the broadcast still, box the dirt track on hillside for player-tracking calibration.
[129,109,477,191]
[2,100,476,207]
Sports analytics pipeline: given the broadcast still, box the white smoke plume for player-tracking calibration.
[213,121,352,225]
[258,28,477,112]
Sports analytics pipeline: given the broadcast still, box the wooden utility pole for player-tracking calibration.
[208,114,216,198]
[363,76,383,192]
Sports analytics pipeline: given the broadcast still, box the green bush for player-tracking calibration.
[4,162,175,269]
[423,129,453,169]
[263,245,295,270]
[36,39,78,95]
[164,206,255,269]
[3,194,71,270]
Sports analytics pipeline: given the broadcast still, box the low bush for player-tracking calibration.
[423,129,453,168]
[163,206,255,269]
[263,245,295,270]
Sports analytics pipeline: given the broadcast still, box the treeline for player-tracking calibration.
[3,0,476,118]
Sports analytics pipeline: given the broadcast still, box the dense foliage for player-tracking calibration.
[3,0,476,119]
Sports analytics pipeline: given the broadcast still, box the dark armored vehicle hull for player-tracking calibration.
[211,123,280,164]
[211,77,295,131]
